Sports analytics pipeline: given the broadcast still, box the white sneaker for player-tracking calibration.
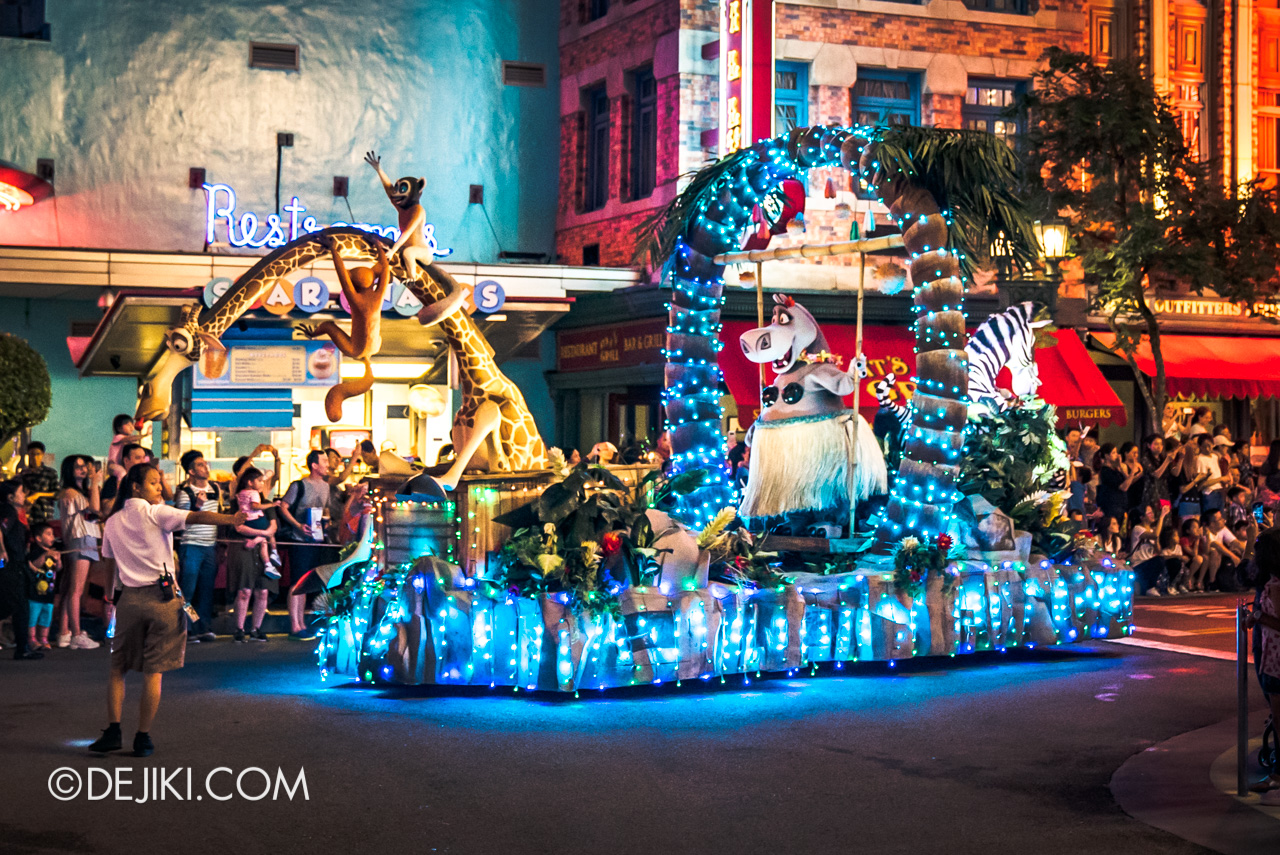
[263,565,281,580]
[71,633,100,650]
[55,632,72,648]
[1143,588,1162,597]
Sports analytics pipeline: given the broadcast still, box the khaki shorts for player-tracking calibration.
[110,585,186,674]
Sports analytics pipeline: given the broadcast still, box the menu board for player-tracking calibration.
[193,341,340,388]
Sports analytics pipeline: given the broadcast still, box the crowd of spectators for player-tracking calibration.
[0,414,379,660]
[1063,409,1277,597]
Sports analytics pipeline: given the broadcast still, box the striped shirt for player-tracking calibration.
[174,482,219,547]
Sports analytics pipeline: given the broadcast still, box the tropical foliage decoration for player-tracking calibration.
[893,533,963,600]
[490,463,707,615]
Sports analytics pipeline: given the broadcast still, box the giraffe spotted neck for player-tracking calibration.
[162,227,545,472]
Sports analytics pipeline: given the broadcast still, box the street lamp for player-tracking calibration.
[989,231,1016,281]
[1034,219,1070,276]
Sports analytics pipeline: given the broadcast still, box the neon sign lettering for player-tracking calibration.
[202,183,449,256]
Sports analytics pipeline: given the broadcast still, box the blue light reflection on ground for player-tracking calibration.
[209,645,1130,736]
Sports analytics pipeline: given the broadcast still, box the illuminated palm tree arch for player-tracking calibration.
[641,123,1040,548]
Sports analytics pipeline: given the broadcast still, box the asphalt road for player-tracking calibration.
[0,622,1259,855]
[1125,591,1254,659]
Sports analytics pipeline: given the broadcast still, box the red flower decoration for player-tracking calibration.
[601,531,622,557]
[936,533,953,552]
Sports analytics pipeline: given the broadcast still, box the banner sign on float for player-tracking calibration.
[192,341,340,389]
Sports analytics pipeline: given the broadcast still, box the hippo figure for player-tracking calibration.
[737,294,888,537]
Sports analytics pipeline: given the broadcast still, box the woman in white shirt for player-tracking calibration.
[55,455,102,650]
[88,464,244,757]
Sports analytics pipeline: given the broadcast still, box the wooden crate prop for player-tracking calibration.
[452,464,658,578]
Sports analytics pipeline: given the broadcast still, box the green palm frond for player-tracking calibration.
[870,126,1039,281]
[632,147,760,269]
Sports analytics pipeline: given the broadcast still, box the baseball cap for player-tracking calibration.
[1213,435,1232,447]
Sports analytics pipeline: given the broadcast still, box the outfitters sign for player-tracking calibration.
[1148,296,1280,320]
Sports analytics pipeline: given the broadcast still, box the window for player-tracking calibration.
[1258,90,1280,179]
[583,86,610,212]
[774,61,809,134]
[1174,83,1203,156]
[851,70,919,127]
[631,68,657,200]
[962,0,1028,12]
[1090,4,1123,60]
[0,0,48,40]
[851,71,919,198]
[962,79,1023,146]
[586,0,609,22]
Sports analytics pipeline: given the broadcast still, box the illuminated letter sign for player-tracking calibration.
[475,280,506,314]
[294,277,330,313]
[202,183,450,256]
[718,1,775,155]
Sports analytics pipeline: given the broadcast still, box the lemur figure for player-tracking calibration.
[364,150,467,325]
[299,235,391,421]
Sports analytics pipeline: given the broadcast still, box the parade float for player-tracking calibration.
[135,127,1134,694]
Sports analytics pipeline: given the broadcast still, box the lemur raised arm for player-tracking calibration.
[365,150,430,273]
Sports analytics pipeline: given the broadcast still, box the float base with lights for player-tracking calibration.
[289,126,1133,694]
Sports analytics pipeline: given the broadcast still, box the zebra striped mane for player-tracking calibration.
[965,302,1041,408]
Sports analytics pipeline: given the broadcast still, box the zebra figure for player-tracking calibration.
[873,372,911,433]
[872,372,910,472]
[964,301,1050,412]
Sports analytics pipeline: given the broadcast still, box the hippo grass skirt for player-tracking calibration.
[740,410,886,520]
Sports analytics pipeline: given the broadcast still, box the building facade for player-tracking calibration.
[553,0,1280,452]
[0,0,596,471]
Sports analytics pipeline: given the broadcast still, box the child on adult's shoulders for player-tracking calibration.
[107,413,151,480]
[26,522,60,650]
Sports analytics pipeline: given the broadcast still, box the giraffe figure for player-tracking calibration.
[135,227,546,478]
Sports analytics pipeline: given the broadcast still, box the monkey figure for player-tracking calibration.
[299,234,391,422]
[365,150,433,277]
[364,150,467,327]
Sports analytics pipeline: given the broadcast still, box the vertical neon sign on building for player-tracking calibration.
[718,0,776,156]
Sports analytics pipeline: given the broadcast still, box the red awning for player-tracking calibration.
[1093,332,1280,399]
[720,323,1125,429]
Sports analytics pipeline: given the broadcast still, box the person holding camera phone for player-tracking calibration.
[88,463,246,757]
[56,454,103,650]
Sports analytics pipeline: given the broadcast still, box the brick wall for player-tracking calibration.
[559,111,586,218]
[556,208,656,267]
[774,6,1086,58]
[924,92,963,129]
[677,72,718,176]
[561,0,682,78]
[816,84,851,126]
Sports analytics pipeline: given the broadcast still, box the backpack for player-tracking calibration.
[277,480,310,542]
[173,483,219,546]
